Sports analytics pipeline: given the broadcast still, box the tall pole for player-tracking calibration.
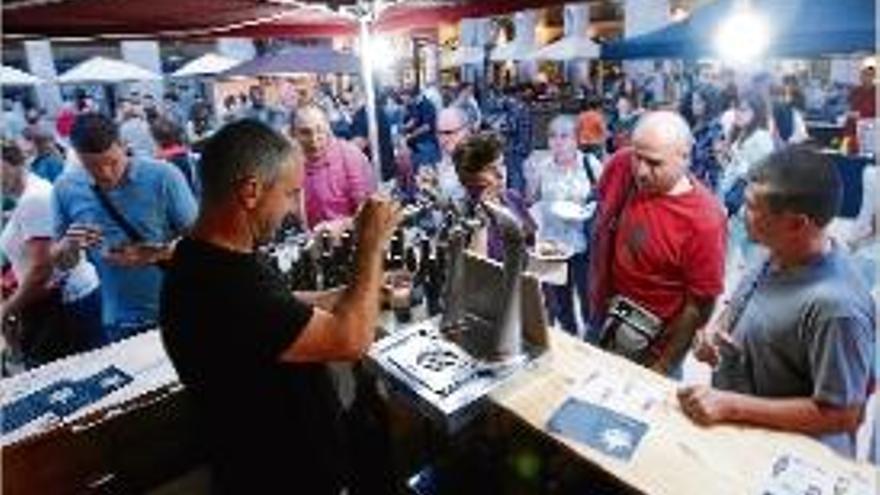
[359,3,382,182]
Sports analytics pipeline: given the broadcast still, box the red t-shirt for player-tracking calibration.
[610,165,727,327]
[849,85,876,119]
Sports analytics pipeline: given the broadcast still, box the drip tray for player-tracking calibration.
[385,330,484,398]
[368,319,535,433]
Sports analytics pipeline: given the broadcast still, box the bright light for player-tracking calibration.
[714,7,770,65]
[369,36,396,71]
[670,7,689,22]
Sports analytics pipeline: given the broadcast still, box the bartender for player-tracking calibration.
[160,120,401,494]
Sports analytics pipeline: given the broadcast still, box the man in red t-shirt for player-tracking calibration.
[588,111,726,376]
[844,65,876,153]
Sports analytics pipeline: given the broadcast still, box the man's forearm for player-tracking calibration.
[332,244,384,353]
[294,287,346,311]
[725,393,863,435]
[652,298,714,374]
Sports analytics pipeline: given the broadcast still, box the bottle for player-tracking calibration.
[405,245,423,319]
[424,253,442,317]
[319,238,336,289]
[299,249,318,292]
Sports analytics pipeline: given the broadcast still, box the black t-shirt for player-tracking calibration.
[160,237,347,494]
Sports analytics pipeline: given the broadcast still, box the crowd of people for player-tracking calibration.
[0,60,876,491]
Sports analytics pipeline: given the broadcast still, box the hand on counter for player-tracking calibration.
[677,385,737,426]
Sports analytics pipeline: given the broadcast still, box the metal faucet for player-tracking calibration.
[440,199,527,362]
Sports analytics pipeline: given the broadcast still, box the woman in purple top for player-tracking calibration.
[452,132,536,262]
[290,105,376,230]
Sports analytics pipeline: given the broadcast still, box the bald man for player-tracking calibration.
[429,106,471,205]
[588,111,726,377]
[290,105,376,229]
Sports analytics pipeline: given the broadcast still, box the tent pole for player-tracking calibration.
[359,3,382,183]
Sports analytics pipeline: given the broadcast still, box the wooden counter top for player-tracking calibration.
[490,329,878,495]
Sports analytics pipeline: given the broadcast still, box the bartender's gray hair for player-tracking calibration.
[199,119,301,205]
[632,111,694,151]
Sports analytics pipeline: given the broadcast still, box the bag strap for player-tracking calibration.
[91,185,146,243]
[582,152,597,186]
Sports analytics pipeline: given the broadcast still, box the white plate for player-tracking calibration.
[529,240,574,261]
[550,200,595,221]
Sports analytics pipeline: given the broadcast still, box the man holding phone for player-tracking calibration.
[53,112,197,342]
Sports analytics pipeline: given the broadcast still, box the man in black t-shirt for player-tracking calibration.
[160,120,400,494]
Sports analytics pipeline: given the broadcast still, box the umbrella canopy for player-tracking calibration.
[0,65,43,85]
[490,42,536,62]
[221,46,360,77]
[443,46,485,67]
[172,53,242,78]
[602,0,875,60]
[57,56,162,83]
[529,36,600,61]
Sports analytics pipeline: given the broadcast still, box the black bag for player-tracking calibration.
[599,295,665,364]
[19,288,79,368]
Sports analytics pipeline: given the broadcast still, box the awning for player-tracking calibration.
[57,56,162,83]
[171,53,242,77]
[490,42,535,62]
[529,36,600,61]
[3,0,569,39]
[442,46,485,67]
[2,1,357,39]
[0,65,43,85]
[220,46,360,77]
[601,0,876,60]
[374,0,568,33]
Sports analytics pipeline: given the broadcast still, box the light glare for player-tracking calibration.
[714,9,770,64]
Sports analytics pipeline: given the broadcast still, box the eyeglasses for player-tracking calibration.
[437,125,466,136]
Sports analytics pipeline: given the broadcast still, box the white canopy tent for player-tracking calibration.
[490,42,536,62]
[442,46,485,67]
[0,65,44,86]
[529,36,600,61]
[57,56,162,84]
[171,53,241,78]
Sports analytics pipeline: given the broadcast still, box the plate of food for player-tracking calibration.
[530,239,574,262]
[550,200,595,222]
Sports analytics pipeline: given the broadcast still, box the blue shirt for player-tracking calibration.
[30,153,65,183]
[52,158,197,333]
[713,245,875,457]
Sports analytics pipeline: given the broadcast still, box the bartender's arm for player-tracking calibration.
[281,196,401,363]
[650,295,715,375]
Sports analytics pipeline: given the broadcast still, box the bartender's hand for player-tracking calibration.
[103,242,173,267]
[677,385,737,426]
[354,195,402,253]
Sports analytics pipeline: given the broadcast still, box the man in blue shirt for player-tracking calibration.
[53,113,197,341]
[681,146,875,458]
